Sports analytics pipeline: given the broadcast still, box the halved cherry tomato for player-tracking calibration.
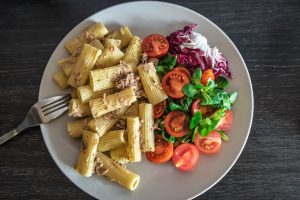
[201,69,215,85]
[146,135,173,163]
[162,71,190,98]
[142,34,169,58]
[164,111,188,137]
[153,100,166,119]
[172,143,199,171]
[173,66,191,78]
[190,99,215,117]
[194,130,221,154]
[216,110,233,131]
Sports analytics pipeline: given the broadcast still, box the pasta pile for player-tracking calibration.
[53,23,168,190]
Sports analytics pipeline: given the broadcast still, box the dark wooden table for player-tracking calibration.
[0,0,299,199]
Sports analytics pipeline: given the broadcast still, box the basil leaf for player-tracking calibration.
[195,83,204,90]
[229,92,238,103]
[204,80,217,92]
[191,68,202,85]
[200,91,211,105]
[169,102,184,112]
[190,111,202,129]
[156,54,177,76]
[216,76,229,89]
[199,127,210,137]
[181,129,194,143]
[183,83,198,97]
[191,126,199,142]
[216,130,230,142]
[156,65,167,74]
[222,95,231,110]
[162,131,175,143]
[183,97,193,113]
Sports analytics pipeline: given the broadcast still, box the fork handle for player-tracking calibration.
[0,125,25,146]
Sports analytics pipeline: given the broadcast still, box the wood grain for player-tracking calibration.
[0,0,299,199]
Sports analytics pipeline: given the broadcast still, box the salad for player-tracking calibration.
[141,24,237,171]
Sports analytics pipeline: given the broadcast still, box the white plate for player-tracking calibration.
[39,1,253,199]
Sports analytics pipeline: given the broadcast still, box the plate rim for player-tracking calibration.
[38,1,254,199]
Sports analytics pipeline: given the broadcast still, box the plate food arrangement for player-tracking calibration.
[52,22,238,190]
[39,2,253,199]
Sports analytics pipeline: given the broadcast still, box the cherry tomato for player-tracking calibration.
[164,111,189,137]
[173,66,191,78]
[190,99,215,117]
[142,34,169,58]
[162,70,190,98]
[153,100,166,119]
[194,130,221,154]
[146,135,173,163]
[216,110,233,131]
[172,143,199,171]
[201,69,215,85]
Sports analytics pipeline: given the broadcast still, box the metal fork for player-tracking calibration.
[0,94,71,145]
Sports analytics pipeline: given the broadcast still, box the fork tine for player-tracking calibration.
[42,104,69,122]
[42,96,71,113]
[44,102,69,116]
[39,94,70,108]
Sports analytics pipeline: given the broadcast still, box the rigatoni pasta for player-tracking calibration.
[138,63,168,105]
[94,152,140,190]
[122,36,142,67]
[65,23,108,54]
[67,44,102,88]
[89,63,136,92]
[103,38,122,49]
[127,117,141,162]
[67,117,91,138]
[106,26,133,49]
[77,85,114,103]
[75,130,100,177]
[95,45,124,68]
[89,87,136,118]
[58,56,77,76]
[97,130,126,152]
[68,99,92,118]
[53,71,68,89]
[89,39,105,50]
[88,107,128,137]
[110,147,130,164]
[139,103,154,152]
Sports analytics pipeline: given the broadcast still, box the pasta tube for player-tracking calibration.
[89,87,136,118]
[68,99,92,118]
[76,130,99,177]
[139,103,154,152]
[68,44,102,88]
[97,130,126,152]
[122,36,142,67]
[95,45,124,68]
[127,117,141,162]
[65,23,108,54]
[53,71,68,89]
[106,26,133,49]
[110,147,130,164]
[88,107,128,137]
[77,85,114,103]
[89,63,135,92]
[67,117,92,138]
[89,39,105,50]
[58,56,77,76]
[137,63,168,105]
[94,152,140,190]
[103,38,122,49]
